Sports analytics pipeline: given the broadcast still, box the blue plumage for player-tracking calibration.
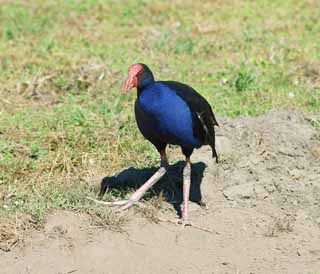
[138,82,201,148]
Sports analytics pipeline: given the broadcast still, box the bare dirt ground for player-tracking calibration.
[1,109,320,274]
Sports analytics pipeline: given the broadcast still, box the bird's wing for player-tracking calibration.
[159,81,219,127]
[159,81,218,161]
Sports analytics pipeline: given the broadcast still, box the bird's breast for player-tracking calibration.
[136,84,201,147]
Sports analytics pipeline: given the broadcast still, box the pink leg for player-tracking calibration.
[120,165,166,210]
[182,158,191,224]
[89,151,168,210]
[159,157,212,232]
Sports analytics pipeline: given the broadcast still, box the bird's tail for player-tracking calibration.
[207,126,218,164]
[196,110,219,163]
[210,143,219,163]
[206,114,219,164]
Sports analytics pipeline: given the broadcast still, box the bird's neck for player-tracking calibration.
[137,77,155,96]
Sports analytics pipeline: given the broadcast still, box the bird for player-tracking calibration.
[97,63,218,227]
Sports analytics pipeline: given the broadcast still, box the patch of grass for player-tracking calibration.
[173,36,196,54]
[136,193,166,224]
[265,216,295,237]
[0,0,320,247]
[233,62,257,92]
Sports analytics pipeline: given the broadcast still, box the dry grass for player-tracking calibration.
[137,192,166,223]
[265,216,295,237]
[0,214,34,251]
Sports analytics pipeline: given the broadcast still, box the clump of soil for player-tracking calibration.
[1,110,320,274]
[216,109,320,221]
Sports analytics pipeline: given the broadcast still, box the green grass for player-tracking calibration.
[0,0,320,245]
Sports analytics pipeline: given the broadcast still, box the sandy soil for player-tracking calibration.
[1,110,320,274]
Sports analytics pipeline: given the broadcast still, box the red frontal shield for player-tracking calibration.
[123,64,143,92]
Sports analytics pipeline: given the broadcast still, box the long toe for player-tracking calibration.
[120,199,136,211]
[178,218,192,227]
[87,197,129,206]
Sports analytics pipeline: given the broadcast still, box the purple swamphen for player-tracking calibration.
[98,63,218,228]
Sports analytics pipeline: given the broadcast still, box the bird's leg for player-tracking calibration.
[180,157,191,226]
[160,150,169,170]
[156,157,213,233]
[89,151,168,210]
[167,157,212,232]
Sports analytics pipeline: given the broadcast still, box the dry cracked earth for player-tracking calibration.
[1,109,320,274]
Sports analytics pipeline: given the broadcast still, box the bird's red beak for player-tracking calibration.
[123,64,143,92]
[123,75,138,92]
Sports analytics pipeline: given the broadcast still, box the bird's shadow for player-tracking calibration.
[99,161,207,218]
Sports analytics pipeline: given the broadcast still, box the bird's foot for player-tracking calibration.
[86,197,140,211]
[178,219,213,233]
[158,217,213,233]
[178,218,192,228]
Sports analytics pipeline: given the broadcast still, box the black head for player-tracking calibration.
[123,63,155,92]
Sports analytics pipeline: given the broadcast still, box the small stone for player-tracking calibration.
[223,183,255,200]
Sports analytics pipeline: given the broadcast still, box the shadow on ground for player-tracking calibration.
[98,161,207,217]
